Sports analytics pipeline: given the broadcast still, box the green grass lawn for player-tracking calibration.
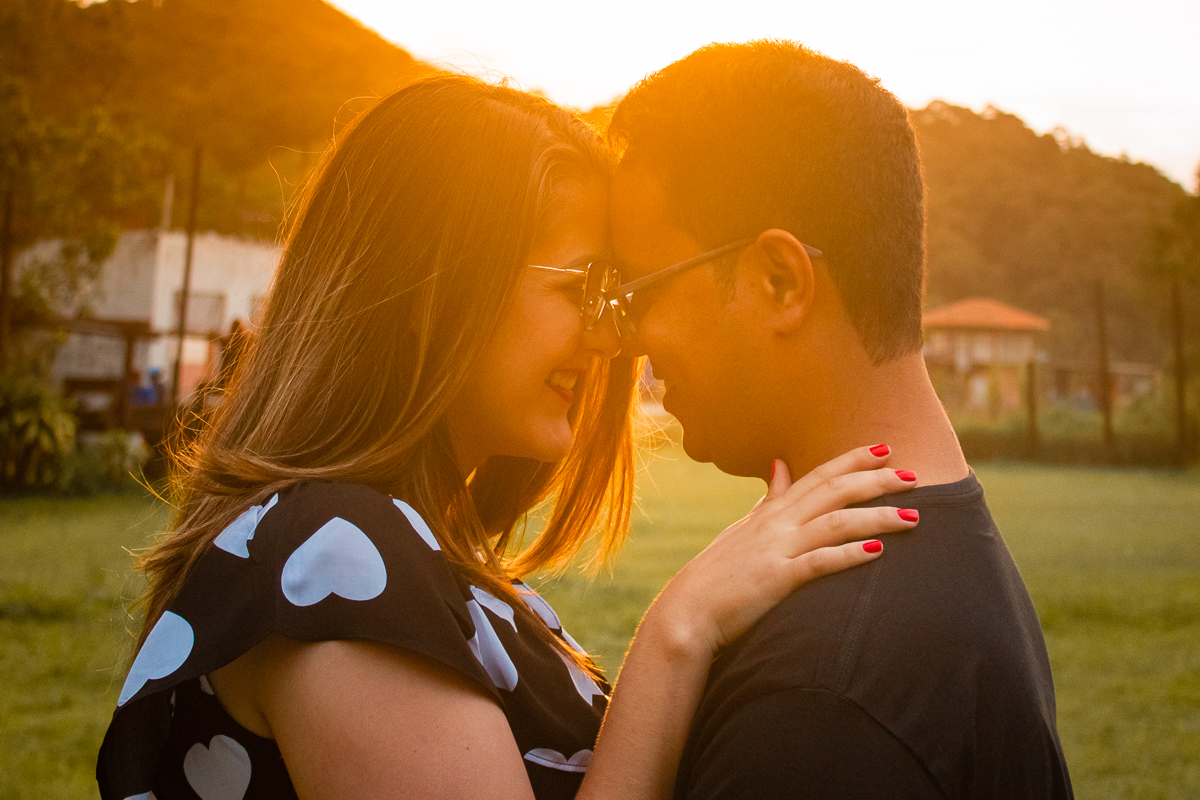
[2,455,1198,798]
[0,493,167,800]
[536,455,1200,800]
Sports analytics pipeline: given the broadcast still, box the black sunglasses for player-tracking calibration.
[531,236,822,346]
[528,258,620,333]
[604,237,822,345]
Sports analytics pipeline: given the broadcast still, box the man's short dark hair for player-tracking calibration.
[609,40,925,363]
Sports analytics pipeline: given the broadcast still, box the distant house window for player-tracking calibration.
[971,334,992,363]
[925,330,949,359]
[173,291,226,335]
[969,374,990,408]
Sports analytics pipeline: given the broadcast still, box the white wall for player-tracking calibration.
[89,231,160,320]
[149,231,280,335]
[22,230,281,393]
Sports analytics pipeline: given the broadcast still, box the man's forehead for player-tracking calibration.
[610,161,700,276]
[610,162,673,221]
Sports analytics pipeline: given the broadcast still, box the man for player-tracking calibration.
[606,41,1073,798]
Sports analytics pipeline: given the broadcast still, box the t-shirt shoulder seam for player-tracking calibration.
[755,686,950,798]
[830,557,883,690]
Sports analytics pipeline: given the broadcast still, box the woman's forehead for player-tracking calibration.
[531,183,610,263]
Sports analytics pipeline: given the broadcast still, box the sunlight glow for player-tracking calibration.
[329,0,1200,187]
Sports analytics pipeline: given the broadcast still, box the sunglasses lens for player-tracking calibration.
[583,263,617,328]
[609,297,636,343]
[583,297,603,327]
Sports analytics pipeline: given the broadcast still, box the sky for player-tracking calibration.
[328,0,1200,189]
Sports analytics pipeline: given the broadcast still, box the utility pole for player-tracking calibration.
[1025,359,1039,459]
[171,146,202,406]
[1095,279,1114,453]
[1170,277,1188,462]
[0,179,13,373]
[159,173,175,231]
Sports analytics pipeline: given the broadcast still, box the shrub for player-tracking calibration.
[0,375,77,491]
[948,403,1195,467]
[68,430,151,493]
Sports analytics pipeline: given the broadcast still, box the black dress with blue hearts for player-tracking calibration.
[97,482,608,800]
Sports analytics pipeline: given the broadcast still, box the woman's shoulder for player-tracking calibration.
[112,481,482,711]
[200,480,461,621]
[99,481,496,800]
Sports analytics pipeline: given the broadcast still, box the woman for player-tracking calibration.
[98,75,919,799]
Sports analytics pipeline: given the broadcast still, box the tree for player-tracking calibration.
[912,102,1185,367]
[1141,174,1200,460]
[0,67,166,373]
[2,0,431,240]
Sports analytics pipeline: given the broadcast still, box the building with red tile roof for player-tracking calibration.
[923,297,1049,414]
[923,297,1050,332]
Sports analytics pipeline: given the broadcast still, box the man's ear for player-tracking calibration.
[752,228,815,333]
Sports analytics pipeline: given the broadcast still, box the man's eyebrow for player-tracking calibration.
[611,258,654,279]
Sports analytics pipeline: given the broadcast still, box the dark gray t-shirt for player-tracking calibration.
[675,474,1073,799]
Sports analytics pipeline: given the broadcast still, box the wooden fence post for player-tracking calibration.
[1170,277,1188,463]
[0,180,13,372]
[1026,360,1039,459]
[1095,279,1114,454]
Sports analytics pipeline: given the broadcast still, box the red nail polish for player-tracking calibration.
[898,508,919,522]
[895,470,917,482]
[869,444,890,457]
[863,540,883,554]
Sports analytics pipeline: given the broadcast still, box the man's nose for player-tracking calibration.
[583,309,623,359]
[616,313,649,358]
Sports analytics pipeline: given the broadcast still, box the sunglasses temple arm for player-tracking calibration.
[609,238,756,296]
[608,238,821,298]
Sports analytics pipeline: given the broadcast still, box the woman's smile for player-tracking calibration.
[445,178,617,472]
[546,369,581,403]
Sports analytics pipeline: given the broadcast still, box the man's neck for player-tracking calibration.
[780,351,970,488]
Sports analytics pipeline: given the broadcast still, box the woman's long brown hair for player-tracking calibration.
[135,75,640,674]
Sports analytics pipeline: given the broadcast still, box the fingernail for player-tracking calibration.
[895,470,917,482]
[898,508,919,522]
[770,460,777,480]
[869,444,890,457]
[863,540,883,554]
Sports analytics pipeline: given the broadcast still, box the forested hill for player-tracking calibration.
[913,102,1188,363]
[588,99,1191,363]
[3,1,1192,364]
[1,0,433,234]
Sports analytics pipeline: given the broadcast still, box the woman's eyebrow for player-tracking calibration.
[567,252,607,269]
[529,251,610,272]
[542,254,603,271]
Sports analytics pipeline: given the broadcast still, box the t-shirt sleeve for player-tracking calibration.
[115,481,494,710]
[681,688,945,800]
[99,482,590,800]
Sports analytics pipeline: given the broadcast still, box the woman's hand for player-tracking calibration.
[580,444,918,800]
[646,445,918,661]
